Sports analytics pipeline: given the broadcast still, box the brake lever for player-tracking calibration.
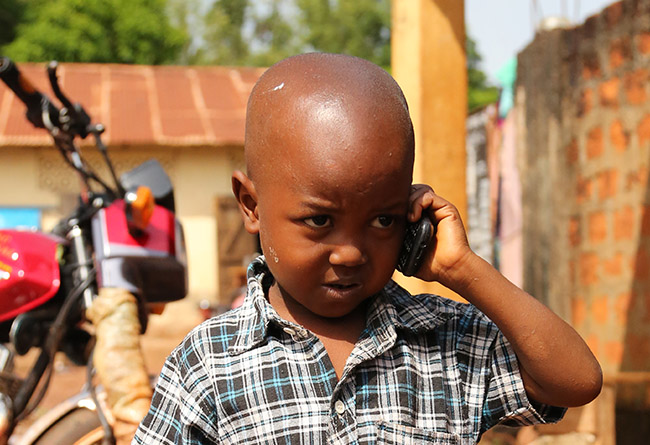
[47,61,91,138]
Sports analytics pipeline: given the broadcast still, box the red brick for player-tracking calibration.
[578,89,593,117]
[597,169,618,199]
[615,291,632,326]
[632,247,650,276]
[582,53,601,80]
[577,176,593,204]
[599,78,620,107]
[610,119,628,152]
[638,31,650,54]
[587,127,604,158]
[626,166,648,191]
[614,205,635,240]
[637,114,650,147]
[588,211,608,243]
[569,216,581,246]
[624,69,649,105]
[566,139,579,165]
[605,3,624,28]
[572,297,587,327]
[641,205,650,236]
[603,252,623,276]
[604,340,624,366]
[579,252,599,286]
[586,334,600,359]
[627,334,650,368]
[609,37,632,69]
[592,295,609,325]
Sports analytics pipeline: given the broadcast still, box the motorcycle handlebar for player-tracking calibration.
[0,56,59,129]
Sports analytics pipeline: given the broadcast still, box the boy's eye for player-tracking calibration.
[371,215,395,228]
[304,215,331,228]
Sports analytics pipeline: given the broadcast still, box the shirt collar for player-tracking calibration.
[228,256,455,355]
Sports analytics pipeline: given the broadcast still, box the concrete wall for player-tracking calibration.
[516,0,650,407]
[0,144,244,303]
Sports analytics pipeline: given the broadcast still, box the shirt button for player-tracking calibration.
[334,400,345,415]
[283,327,296,337]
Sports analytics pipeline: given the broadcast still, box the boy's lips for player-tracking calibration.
[322,281,361,293]
[325,282,359,289]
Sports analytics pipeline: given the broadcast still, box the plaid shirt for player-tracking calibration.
[134,257,565,444]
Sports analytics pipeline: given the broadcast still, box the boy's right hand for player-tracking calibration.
[409,187,602,408]
[407,184,475,289]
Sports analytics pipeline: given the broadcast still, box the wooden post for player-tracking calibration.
[392,0,467,300]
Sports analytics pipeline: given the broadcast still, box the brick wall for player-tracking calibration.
[517,0,650,401]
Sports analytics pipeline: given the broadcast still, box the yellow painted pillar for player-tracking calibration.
[392,0,467,300]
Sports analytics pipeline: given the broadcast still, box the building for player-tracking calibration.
[0,62,265,307]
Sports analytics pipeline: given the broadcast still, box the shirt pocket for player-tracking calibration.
[373,421,460,444]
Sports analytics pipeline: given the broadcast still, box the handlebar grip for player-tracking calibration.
[0,57,57,129]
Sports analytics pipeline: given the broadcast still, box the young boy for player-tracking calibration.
[134,53,602,444]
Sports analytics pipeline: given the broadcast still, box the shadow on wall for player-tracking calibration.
[620,155,650,443]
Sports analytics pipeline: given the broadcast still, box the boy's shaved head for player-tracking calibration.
[244,52,414,188]
[234,53,416,320]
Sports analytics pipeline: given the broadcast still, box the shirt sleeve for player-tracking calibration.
[480,330,567,433]
[133,339,219,444]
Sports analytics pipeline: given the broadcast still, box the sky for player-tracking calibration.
[466,0,618,84]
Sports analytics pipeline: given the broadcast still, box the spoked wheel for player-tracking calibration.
[31,407,103,445]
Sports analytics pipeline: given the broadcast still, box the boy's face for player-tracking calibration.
[250,96,413,319]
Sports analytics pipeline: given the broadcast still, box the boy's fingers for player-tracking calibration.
[408,184,435,221]
[409,185,462,226]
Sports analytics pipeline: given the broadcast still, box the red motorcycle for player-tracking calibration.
[0,57,187,444]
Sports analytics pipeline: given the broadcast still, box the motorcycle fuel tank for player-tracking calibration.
[0,230,61,322]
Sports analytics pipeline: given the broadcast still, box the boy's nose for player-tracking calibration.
[329,242,368,267]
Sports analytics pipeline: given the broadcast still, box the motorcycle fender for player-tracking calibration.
[14,389,102,445]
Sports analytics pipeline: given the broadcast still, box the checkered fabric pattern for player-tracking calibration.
[134,256,565,444]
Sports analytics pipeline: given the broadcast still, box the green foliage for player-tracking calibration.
[0,0,26,47]
[197,0,389,69]
[197,0,492,110]
[248,1,301,66]
[2,0,497,112]
[467,34,499,112]
[296,0,390,69]
[3,0,186,64]
[199,0,251,65]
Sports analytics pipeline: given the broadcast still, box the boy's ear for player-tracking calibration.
[232,170,260,234]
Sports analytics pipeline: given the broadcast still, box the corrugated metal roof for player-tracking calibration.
[0,62,265,147]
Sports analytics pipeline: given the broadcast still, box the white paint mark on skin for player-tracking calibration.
[272,82,285,91]
[268,246,280,263]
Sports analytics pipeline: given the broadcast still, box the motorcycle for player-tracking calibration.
[0,57,187,444]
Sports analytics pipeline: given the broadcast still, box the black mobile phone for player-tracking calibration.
[396,215,435,277]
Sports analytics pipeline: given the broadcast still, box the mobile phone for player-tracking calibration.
[396,215,435,277]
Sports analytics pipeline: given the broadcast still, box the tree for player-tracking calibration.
[196,1,493,111]
[197,0,389,69]
[248,1,301,66]
[296,0,391,70]
[167,0,203,65]
[199,0,251,65]
[196,0,300,66]
[3,0,186,65]
[0,0,26,48]
[467,34,499,112]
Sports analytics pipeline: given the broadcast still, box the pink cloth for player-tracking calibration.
[497,111,523,288]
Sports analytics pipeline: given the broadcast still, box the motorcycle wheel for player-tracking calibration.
[31,407,103,445]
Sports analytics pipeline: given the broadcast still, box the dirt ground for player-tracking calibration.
[9,299,204,443]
